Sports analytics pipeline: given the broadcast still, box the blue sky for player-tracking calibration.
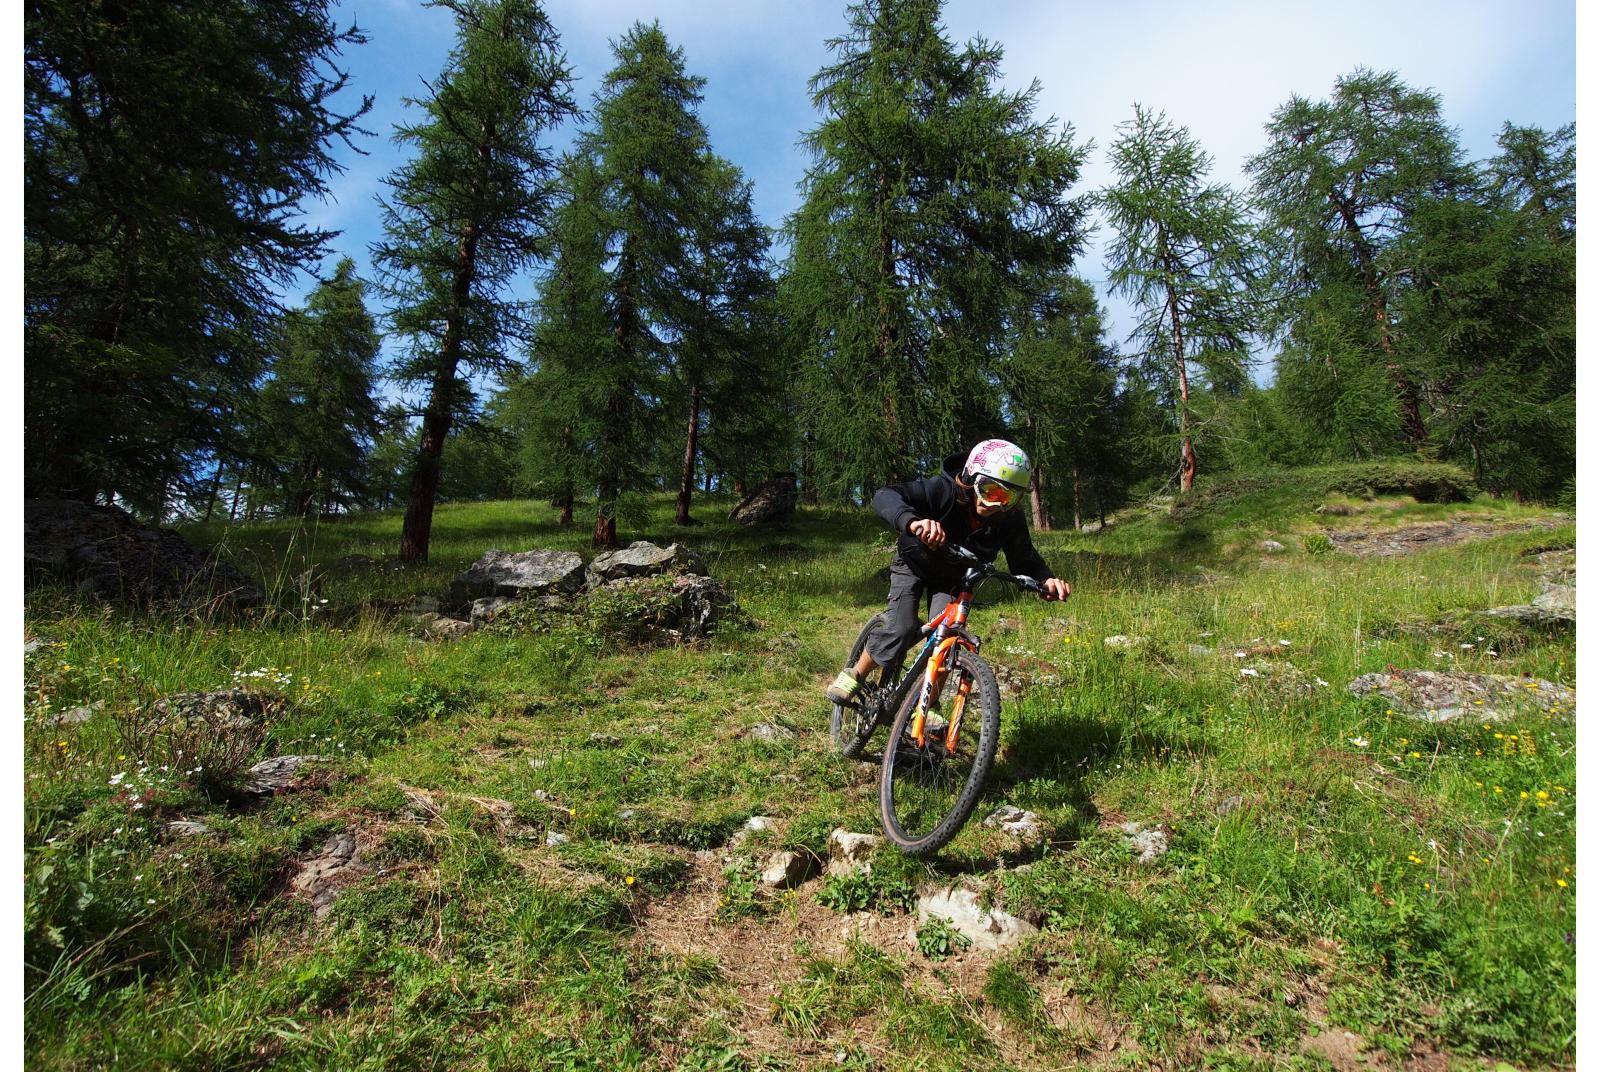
[307,0,1578,381]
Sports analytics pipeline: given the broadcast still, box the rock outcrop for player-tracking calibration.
[729,474,798,526]
[1345,669,1574,723]
[447,549,585,607]
[24,498,263,609]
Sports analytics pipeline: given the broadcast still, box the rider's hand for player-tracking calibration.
[1041,577,1071,602]
[909,518,946,551]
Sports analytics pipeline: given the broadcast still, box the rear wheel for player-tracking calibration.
[878,650,1001,856]
[830,613,900,758]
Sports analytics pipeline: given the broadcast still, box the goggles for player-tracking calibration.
[972,474,1024,510]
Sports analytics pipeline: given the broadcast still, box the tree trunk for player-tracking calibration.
[554,424,575,528]
[229,474,243,521]
[203,466,224,522]
[293,460,317,518]
[1166,271,1197,494]
[1029,467,1049,531]
[675,381,702,525]
[400,218,480,562]
[800,432,818,505]
[1329,191,1427,447]
[875,166,907,481]
[1072,466,1082,531]
[594,243,635,551]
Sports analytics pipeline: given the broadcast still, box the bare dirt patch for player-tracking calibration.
[631,849,1079,1068]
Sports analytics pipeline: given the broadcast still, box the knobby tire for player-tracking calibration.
[878,649,1001,857]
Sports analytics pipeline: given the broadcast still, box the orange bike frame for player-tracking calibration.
[909,588,979,753]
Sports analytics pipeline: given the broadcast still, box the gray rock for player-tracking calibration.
[164,820,215,838]
[24,498,263,610]
[1534,584,1577,615]
[1102,635,1146,651]
[1261,540,1286,553]
[1481,582,1576,627]
[747,723,796,743]
[983,806,1045,842]
[243,755,331,794]
[1216,795,1245,817]
[759,850,816,890]
[470,596,515,625]
[587,733,623,748]
[916,887,1038,952]
[426,617,473,641]
[407,595,441,615]
[827,829,882,876]
[1078,520,1104,534]
[729,815,778,850]
[544,831,571,848]
[1120,821,1170,864]
[449,549,585,605]
[151,690,281,730]
[1346,669,1575,723]
[291,832,364,918]
[728,474,798,526]
[406,611,440,630]
[24,637,51,656]
[586,541,707,587]
[48,703,100,727]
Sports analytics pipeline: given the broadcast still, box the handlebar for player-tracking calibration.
[945,544,1045,595]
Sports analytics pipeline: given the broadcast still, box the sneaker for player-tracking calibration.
[825,669,861,705]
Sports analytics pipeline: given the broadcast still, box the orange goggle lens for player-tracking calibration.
[974,476,1023,509]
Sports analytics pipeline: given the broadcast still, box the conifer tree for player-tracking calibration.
[372,0,576,561]
[1390,123,1575,498]
[24,0,371,515]
[1248,68,1469,451]
[669,155,777,524]
[506,151,614,528]
[255,258,383,515]
[1100,105,1257,494]
[996,274,1119,529]
[785,0,1088,499]
[580,22,711,547]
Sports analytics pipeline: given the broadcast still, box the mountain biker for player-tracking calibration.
[825,439,1071,705]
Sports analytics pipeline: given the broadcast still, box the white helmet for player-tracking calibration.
[962,439,1030,509]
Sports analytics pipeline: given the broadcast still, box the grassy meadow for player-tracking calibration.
[22,470,1577,1070]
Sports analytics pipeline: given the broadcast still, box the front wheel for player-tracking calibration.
[879,649,1001,856]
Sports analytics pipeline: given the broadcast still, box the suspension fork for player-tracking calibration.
[910,591,977,750]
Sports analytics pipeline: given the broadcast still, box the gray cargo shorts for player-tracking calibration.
[865,561,955,669]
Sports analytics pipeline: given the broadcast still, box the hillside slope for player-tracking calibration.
[23,471,1576,1069]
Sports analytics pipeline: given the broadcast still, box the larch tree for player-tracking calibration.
[506,150,615,528]
[254,258,382,516]
[24,0,370,517]
[1100,104,1257,494]
[669,154,776,525]
[372,0,576,561]
[580,22,710,548]
[1390,122,1575,498]
[1247,67,1469,452]
[996,273,1119,529]
[785,0,1088,500]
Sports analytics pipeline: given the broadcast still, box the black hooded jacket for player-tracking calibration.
[871,452,1055,588]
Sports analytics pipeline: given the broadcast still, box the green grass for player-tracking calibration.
[23,472,1576,1068]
